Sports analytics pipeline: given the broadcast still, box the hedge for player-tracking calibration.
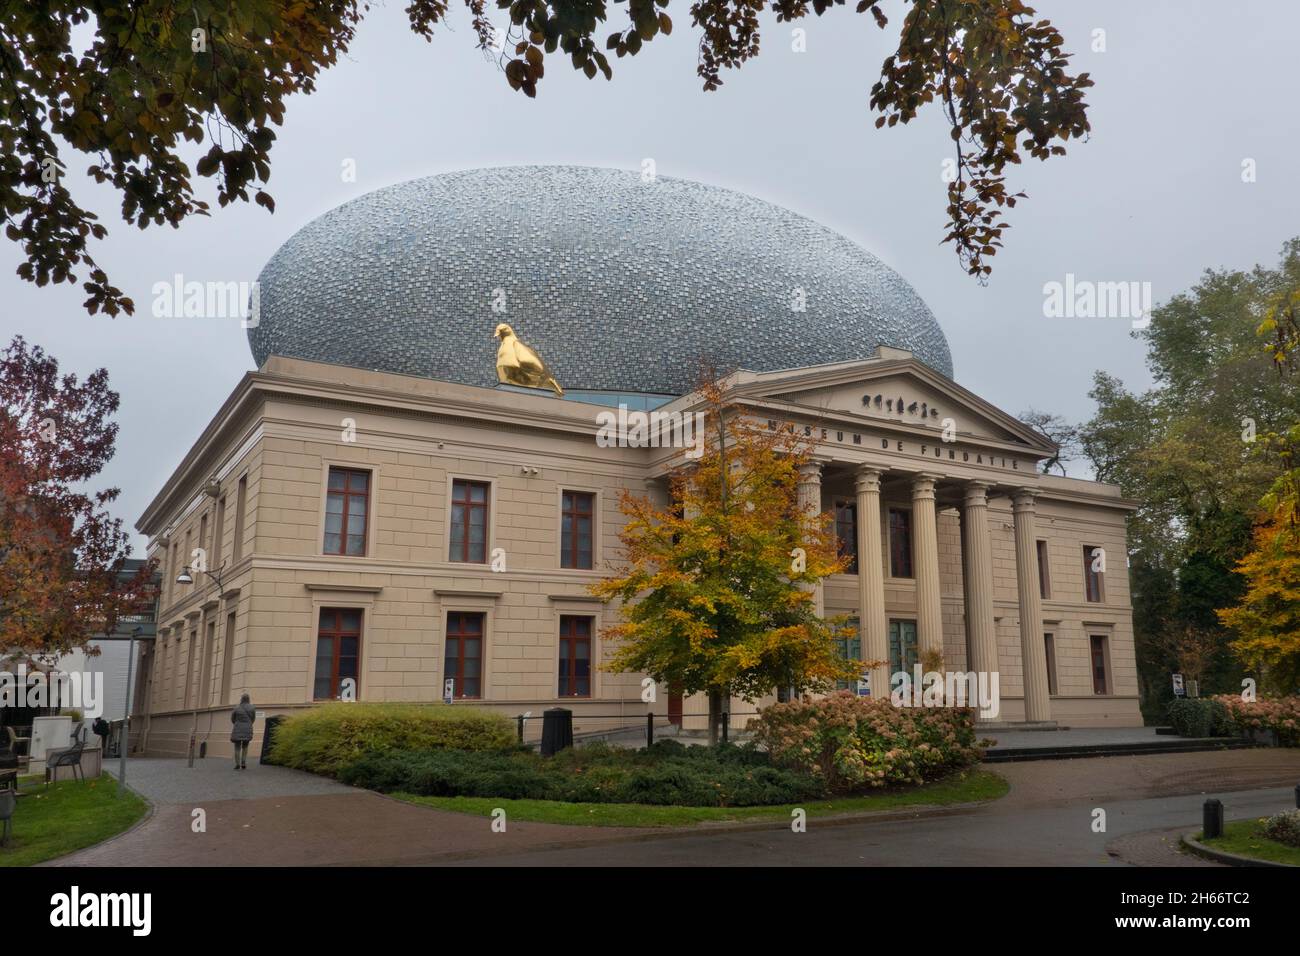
[1165,698,1232,739]
[268,702,516,775]
[336,740,828,807]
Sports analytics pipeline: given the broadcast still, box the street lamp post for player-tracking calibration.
[174,564,225,769]
[116,626,140,798]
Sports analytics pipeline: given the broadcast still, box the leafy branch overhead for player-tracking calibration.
[0,1,1091,317]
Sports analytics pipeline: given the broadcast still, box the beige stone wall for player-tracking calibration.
[135,359,1143,757]
[820,487,1140,727]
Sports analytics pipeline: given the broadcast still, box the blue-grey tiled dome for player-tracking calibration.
[248,166,954,392]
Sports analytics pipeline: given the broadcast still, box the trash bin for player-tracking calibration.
[260,714,286,765]
[540,707,573,757]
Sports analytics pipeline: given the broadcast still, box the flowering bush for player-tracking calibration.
[1212,695,1300,747]
[748,692,984,792]
[1261,809,1300,848]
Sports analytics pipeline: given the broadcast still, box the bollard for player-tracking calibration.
[646,712,654,748]
[1203,798,1224,840]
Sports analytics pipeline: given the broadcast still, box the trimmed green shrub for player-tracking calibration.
[748,691,983,791]
[1262,809,1300,848]
[1166,698,1231,738]
[269,703,516,774]
[336,740,827,807]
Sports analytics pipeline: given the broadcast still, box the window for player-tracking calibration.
[449,479,489,563]
[233,475,247,562]
[168,633,181,709]
[220,610,237,706]
[888,619,918,675]
[213,496,226,570]
[183,529,192,589]
[1044,633,1058,695]
[1036,540,1050,599]
[315,608,362,700]
[200,618,216,709]
[325,468,370,556]
[888,508,913,578]
[834,501,858,574]
[198,513,208,568]
[168,543,178,604]
[183,628,197,709]
[558,615,593,697]
[834,617,862,690]
[561,491,594,569]
[444,612,484,698]
[1083,545,1104,602]
[1090,635,1109,695]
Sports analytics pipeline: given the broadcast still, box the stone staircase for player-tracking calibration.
[982,734,1260,763]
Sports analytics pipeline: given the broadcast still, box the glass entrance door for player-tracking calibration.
[888,619,919,676]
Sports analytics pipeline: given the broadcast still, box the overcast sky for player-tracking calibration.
[2,0,1297,554]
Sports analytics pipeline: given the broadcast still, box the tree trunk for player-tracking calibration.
[707,689,722,746]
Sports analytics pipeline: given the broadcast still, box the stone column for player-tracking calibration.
[962,481,999,683]
[855,467,889,697]
[796,461,825,617]
[1013,490,1052,722]
[911,474,945,662]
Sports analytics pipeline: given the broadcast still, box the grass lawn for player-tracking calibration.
[0,774,149,867]
[393,767,1008,827]
[1200,820,1300,866]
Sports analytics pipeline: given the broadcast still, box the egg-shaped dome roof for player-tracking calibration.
[248,165,953,393]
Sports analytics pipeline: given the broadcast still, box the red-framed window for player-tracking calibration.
[1036,539,1051,599]
[1083,545,1104,603]
[888,508,913,578]
[444,611,484,699]
[558,615,592,697]
[1090,635,1109,695]
[315,608,362,700]
[450,480,489,563]
[834,500,858,574]
[324,468,370,556]
[1044,633,1058,696]
[561,491,595,570]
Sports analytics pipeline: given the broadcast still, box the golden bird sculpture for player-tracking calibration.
[494,323,564,396]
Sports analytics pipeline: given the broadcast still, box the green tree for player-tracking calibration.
[591,381,862,743]
[1081,238,1300,717]
[1,1,1092,316]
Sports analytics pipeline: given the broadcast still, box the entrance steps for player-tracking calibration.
[982,736,1259,763]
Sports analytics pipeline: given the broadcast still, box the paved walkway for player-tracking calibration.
[107,756,354,804]
[52,757,651,866]
[50,748,1300,867]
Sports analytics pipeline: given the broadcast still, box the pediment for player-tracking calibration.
[729,358,1054,455]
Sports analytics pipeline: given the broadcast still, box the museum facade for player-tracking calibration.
[131,166,1141,757]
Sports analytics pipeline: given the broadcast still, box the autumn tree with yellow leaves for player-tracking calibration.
[592,381,862,743]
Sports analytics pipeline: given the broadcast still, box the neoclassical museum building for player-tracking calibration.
[131,166,1141,756]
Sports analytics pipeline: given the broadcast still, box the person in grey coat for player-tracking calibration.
[230,694,256,770]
